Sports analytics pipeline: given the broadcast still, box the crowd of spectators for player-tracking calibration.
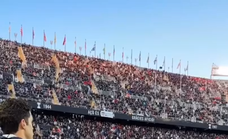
[0,38,228,137]
[32,113,228,139]
[0,107,227,139]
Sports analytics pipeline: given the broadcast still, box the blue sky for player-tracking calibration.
[0,0,228,78]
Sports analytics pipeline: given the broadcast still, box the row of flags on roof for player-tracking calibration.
[7,23,189,74]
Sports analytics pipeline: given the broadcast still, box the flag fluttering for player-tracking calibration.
[154,56,157,65]
[20,25,23,37]
[43,31,47,42]
[63,35,66,45]
[177,61,181,69]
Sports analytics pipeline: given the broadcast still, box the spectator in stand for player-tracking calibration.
[32,113,228,139]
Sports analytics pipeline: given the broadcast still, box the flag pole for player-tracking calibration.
[210,63,214,79]
[74,37,76,53]
[113,45,115,61]
[85,39,87,56]
[179,60,182,90]
[94,41,96,57]
[122,47,124,62]
[50,41,53,49]
[9,22,11,41]
[43,30,45,47]
[65,43,66,52]
[64,35,66,52]
[14,33,17,42]
[148,53,150,68]
[32,27,34,45]
[156,55,158,70]
[155,55,158,87]
[172,58,174,73]
[164,56,166,71]
[131,49,133,65]
[139,51,141,67]
[54,32,56,50]
[21,25,23,44]
[79,47,82,55]
[103,43,105,59]
[187,61,189,76]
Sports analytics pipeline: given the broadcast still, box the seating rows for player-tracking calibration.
[31,113,228,139]
[0,39,228,126]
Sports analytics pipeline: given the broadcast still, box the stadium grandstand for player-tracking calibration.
[0,37,228,138]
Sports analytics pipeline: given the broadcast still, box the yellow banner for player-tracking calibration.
[16,69,24,83]
[51,54,60,69]
[8,84,14,91]
[18,47,26,63]
[91,100,96,108]
[51,54,61,82]
[55,68,61,82]
[8,84,16,98]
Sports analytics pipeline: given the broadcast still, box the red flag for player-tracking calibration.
[20,25,23,37]
[43,31,46,42]
[32,28,35,39]
[177,61,181,69]
[63,35,66,45]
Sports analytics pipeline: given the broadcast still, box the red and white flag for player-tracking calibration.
[20,25,23,37]
[62,35,66,45]
[43,31,47,42]
[177,60,181,69]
